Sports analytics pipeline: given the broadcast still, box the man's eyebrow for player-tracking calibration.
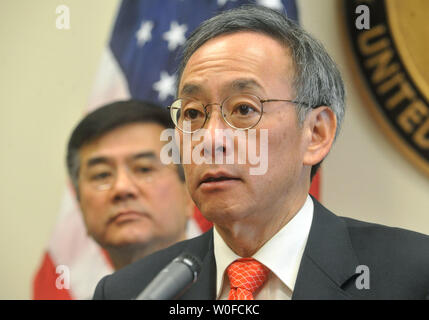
[131,151,157,160]
[86,157,111,167]
[180,83,202,97]
[229,78,264,92]
[180,79,263,97]
[86,152,157,167]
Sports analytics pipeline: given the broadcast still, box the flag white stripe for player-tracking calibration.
[87,48,130,111]
[48,187,113,299]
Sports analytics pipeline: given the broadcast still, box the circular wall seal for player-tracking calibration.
[344,0,429,178]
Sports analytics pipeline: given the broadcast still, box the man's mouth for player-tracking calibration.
[109,210,148,224]
[199,172,241,187]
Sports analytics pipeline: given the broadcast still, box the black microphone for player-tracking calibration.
[135,252,202,300]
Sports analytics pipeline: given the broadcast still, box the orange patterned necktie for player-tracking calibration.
[227,258,269,300]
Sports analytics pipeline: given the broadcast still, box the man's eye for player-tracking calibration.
[233,104,256,116]
[135,166,154,174]
[183,108,204,120]
[91,172,111,180]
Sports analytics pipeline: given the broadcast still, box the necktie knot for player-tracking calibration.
[227,258,269,300]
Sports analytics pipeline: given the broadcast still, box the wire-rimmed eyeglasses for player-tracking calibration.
[168,93,310,133]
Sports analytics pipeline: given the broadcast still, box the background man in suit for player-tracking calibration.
[67,100,194,270]
[93,6,429,299]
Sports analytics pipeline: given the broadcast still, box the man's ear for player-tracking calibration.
[303,106,337,166]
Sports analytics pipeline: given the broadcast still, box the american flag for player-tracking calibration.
[33,0,301,300]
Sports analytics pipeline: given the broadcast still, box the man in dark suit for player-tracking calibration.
[93,5,429,300]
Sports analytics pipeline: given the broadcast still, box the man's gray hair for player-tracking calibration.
[176,5,345,138]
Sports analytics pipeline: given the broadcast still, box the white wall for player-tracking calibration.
[1,0,428,299]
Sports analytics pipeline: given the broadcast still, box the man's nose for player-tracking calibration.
[198,108,232,161]
[111,168,140,202]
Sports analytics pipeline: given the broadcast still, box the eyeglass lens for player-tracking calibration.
[170,94,263,132]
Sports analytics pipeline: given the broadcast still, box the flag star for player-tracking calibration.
[256,0,284,11]
[153,71,176,101]
[163,21,188,51]
[136,20,154,47]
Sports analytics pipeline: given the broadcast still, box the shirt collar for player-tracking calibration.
[213,195,314,297]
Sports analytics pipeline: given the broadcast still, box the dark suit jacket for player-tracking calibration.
[93,199,429,299]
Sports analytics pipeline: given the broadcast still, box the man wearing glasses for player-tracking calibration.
[67,100,194,271]
[94,6,429,299]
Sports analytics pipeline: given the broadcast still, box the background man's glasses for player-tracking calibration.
[168,94,306,133]
[81,160,171,191]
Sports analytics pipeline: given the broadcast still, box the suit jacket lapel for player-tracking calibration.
[292,198,360,299]
[180,229,217,300]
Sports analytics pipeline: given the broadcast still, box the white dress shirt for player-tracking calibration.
[214,195,314,300]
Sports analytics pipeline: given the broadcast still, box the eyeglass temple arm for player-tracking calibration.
[260,99,322,109]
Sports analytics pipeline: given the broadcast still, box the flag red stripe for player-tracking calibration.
[309,170,321,200]
[33,252,73,300]
[193,207,213,233]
